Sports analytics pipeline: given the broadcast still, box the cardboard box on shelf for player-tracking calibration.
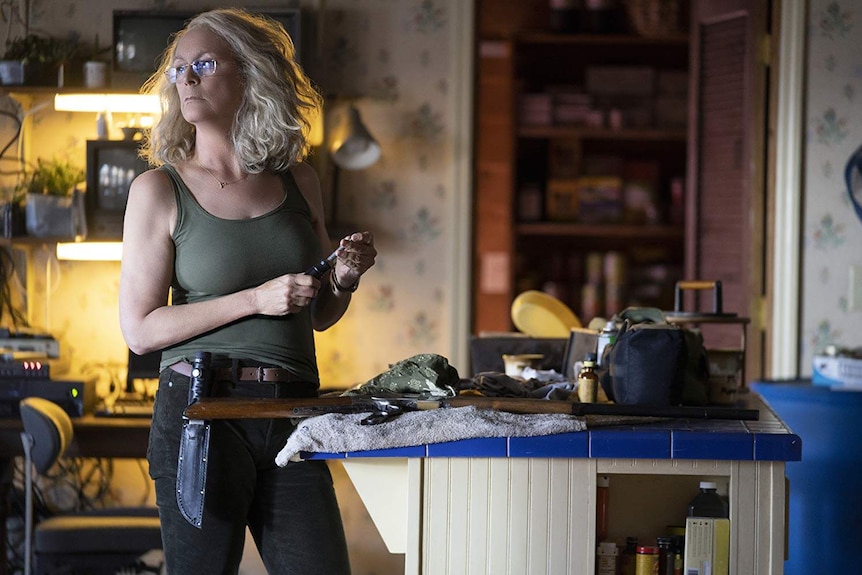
[545,178,580,221]
[577,175,623,223]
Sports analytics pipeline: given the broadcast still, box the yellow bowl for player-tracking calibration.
[511,290,582,338]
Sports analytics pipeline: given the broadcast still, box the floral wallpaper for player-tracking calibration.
[1,0,466,391]
[308,0,460,388]
[802,0,862,373]
[0,2,465,574]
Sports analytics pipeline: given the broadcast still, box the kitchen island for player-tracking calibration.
[306,391,800,575]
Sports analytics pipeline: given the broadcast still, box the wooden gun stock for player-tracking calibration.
[184,395,759,421]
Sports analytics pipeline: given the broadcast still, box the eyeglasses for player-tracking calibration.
[165,59,217,84]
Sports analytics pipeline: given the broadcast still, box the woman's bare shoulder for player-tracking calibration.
[289,161,320,190]
[129,167,174,198]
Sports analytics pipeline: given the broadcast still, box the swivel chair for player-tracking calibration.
[19,397,163,575]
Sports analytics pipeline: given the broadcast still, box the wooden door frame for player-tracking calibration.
[446,0,475,374]
[769,0,805,378]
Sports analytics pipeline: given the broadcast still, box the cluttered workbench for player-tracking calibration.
[280,389,799,575]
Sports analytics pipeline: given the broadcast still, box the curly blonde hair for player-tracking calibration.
[141,8,322,173]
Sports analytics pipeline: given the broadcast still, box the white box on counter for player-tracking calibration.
[812,355,862,389]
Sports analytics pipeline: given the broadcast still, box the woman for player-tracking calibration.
[119,8,375,573]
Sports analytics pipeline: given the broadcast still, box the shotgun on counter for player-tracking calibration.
[183,394,760,425]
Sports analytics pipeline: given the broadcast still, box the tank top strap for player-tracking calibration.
[157,164,194,233]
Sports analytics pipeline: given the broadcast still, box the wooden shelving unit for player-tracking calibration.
[473,2,690,332]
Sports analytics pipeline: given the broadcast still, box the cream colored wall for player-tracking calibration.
[2,2,470,574]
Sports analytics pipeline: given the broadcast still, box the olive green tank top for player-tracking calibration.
[158,164,321,384]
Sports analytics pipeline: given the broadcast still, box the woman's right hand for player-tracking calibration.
[253,273,321,316]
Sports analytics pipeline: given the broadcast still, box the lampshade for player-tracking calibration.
[329,105,381,170]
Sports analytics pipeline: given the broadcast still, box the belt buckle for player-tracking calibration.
[256,367,266,383]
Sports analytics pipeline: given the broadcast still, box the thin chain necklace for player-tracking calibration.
[197,161,248,189]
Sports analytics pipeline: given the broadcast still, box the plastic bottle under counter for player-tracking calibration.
[687,481,728,518]
[596,474,609,542]
[596,541,618,575]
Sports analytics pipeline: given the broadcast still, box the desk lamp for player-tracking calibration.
[327,104,380,232]
[330,104,381,170]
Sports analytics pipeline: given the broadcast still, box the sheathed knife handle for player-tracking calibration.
[187,351,212,409]
[178,350,213,529]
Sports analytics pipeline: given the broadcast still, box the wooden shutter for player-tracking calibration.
[688,0,770,378]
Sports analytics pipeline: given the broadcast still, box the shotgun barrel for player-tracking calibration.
[183,395,759,422]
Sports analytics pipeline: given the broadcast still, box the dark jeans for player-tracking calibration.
[148,368,351,574]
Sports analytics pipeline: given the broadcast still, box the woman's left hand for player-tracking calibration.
[333,231,377,289]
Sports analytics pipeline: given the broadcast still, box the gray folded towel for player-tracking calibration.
[276,405,586,465]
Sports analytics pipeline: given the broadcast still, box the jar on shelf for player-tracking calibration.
[548,0,582,34]
[582,0,622,34]
[635,545,659,575]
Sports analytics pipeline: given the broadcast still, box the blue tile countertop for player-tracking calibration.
[305,391,802,463]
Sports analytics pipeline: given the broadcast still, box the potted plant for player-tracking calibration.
[82,34,112,89]
[23,157,86,238]
[0,34,78,87]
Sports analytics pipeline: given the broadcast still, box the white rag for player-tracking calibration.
[276,405,587,465]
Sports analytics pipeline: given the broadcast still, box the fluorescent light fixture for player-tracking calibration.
[54,93,160,115]
[56,241,122,261]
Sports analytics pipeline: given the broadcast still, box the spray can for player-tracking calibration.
[596,320,618,367]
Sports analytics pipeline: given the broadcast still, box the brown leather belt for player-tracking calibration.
[169,361,295,383]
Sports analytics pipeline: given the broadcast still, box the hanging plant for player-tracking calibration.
[3,33,77,64]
